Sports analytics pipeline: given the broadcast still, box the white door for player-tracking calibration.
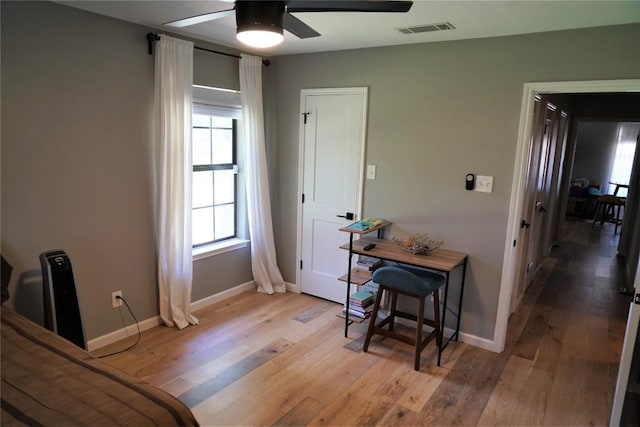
[611,259,640,425]
[298,88,367,303]
[511,98,558,312]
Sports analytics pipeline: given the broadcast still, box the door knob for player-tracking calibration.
[337,212,354,220]
[521,219,531,229]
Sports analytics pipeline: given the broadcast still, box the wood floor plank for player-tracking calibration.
[394,341,466,413]
[476,354,534,426]
[271,396,324,427]
[292,301,335,323]
[512,306,552,360]
[306,350,417,426]
[178,337,294,408]
[506,307,567,425]
[418,345,510,426]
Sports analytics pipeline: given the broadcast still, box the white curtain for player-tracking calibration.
[239,54,286,294]
[609,123,640,197]
[155,35,198,328]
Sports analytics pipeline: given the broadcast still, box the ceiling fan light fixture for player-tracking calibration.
[235,1,285,48]
[236,27,284,48]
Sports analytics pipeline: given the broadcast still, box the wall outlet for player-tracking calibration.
[112,290,123,308]
[366,164,376,180]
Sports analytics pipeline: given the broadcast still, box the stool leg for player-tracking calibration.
[592,202,601,228]
[433,289,442,367]
[363,287,385,353]
[415,296,425,371]
[615,204,621,234]
[601,203,609,226]
[389,290,398,332]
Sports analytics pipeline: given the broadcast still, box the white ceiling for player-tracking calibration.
[56,1,640,56]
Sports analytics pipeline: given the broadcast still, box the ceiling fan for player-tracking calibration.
[164,1,414,48]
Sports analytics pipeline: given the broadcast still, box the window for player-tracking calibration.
[609,123,639,198]
[192,110,238,247]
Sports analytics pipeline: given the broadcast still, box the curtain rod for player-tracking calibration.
[146,33,270,67]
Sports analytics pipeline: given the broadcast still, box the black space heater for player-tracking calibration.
[40,250,87,349]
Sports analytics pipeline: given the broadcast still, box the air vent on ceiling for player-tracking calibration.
[397,22,455,34]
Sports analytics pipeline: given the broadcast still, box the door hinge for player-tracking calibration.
[513,239,517,247]
[300,260,303,270]
[301,193,305,204]
[302,112,310,124]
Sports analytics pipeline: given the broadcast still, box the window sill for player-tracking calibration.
[193,239,250,261]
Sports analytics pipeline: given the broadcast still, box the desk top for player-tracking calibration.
[340,236,467,272]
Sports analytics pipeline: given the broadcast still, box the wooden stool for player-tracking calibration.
[363,265,445,370]
[592,195,625,234]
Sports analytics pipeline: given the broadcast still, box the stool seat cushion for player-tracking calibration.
[597,195,625,205]
[372,266,445,297]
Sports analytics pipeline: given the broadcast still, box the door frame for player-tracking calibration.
[494,79,640,353]
[294,87,369,294]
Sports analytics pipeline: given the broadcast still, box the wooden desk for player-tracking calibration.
[339,236,468,365]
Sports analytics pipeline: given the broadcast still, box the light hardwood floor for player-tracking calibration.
[97,219,631,426]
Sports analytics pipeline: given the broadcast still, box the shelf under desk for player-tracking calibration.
[339,236,468,366]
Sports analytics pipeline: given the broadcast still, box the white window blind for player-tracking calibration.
[193,85,241,118]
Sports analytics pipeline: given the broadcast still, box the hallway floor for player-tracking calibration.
[476,218,632,425]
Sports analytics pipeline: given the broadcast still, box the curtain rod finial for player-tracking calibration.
[146,33,160,55]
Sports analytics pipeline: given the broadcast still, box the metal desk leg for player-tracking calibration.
[454,257,468,341]
[438,271,450,366]
[344,233,354,337]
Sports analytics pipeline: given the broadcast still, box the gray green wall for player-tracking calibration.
[1,1,253,340]
[572,122,620,191]
[273,24,640,340]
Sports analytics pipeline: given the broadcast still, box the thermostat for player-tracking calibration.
[465,174,475,190]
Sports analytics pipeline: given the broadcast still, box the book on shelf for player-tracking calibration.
[360,281,379,295]
[341,307,372,319]
[357,256,383,271]
[347,290,374,318]
[350,289,375,305]
[349,298,373,308]
[345,298,373,309]
[344,218,388,232]
[336,310,368,323]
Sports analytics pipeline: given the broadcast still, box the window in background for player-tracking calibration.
[609,123,640,198]
[192,112,237,247]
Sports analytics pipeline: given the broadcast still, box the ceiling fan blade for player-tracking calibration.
[284,13,321,39]
[163,8,235,28]
[286,1,413,13]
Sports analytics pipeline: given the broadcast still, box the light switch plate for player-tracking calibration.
[475,175,493,193]
[367,164,376,180]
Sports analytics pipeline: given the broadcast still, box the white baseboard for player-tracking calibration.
[87,315,161,352]
[190,280,256,312]
[458,330,496,352]
[286,281,300,293]
[391,317,498,353]
[88,280,257,352]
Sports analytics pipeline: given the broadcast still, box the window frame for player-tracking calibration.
[191,111,239,248]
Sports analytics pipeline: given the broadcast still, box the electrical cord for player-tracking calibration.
[97,295,141,358]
